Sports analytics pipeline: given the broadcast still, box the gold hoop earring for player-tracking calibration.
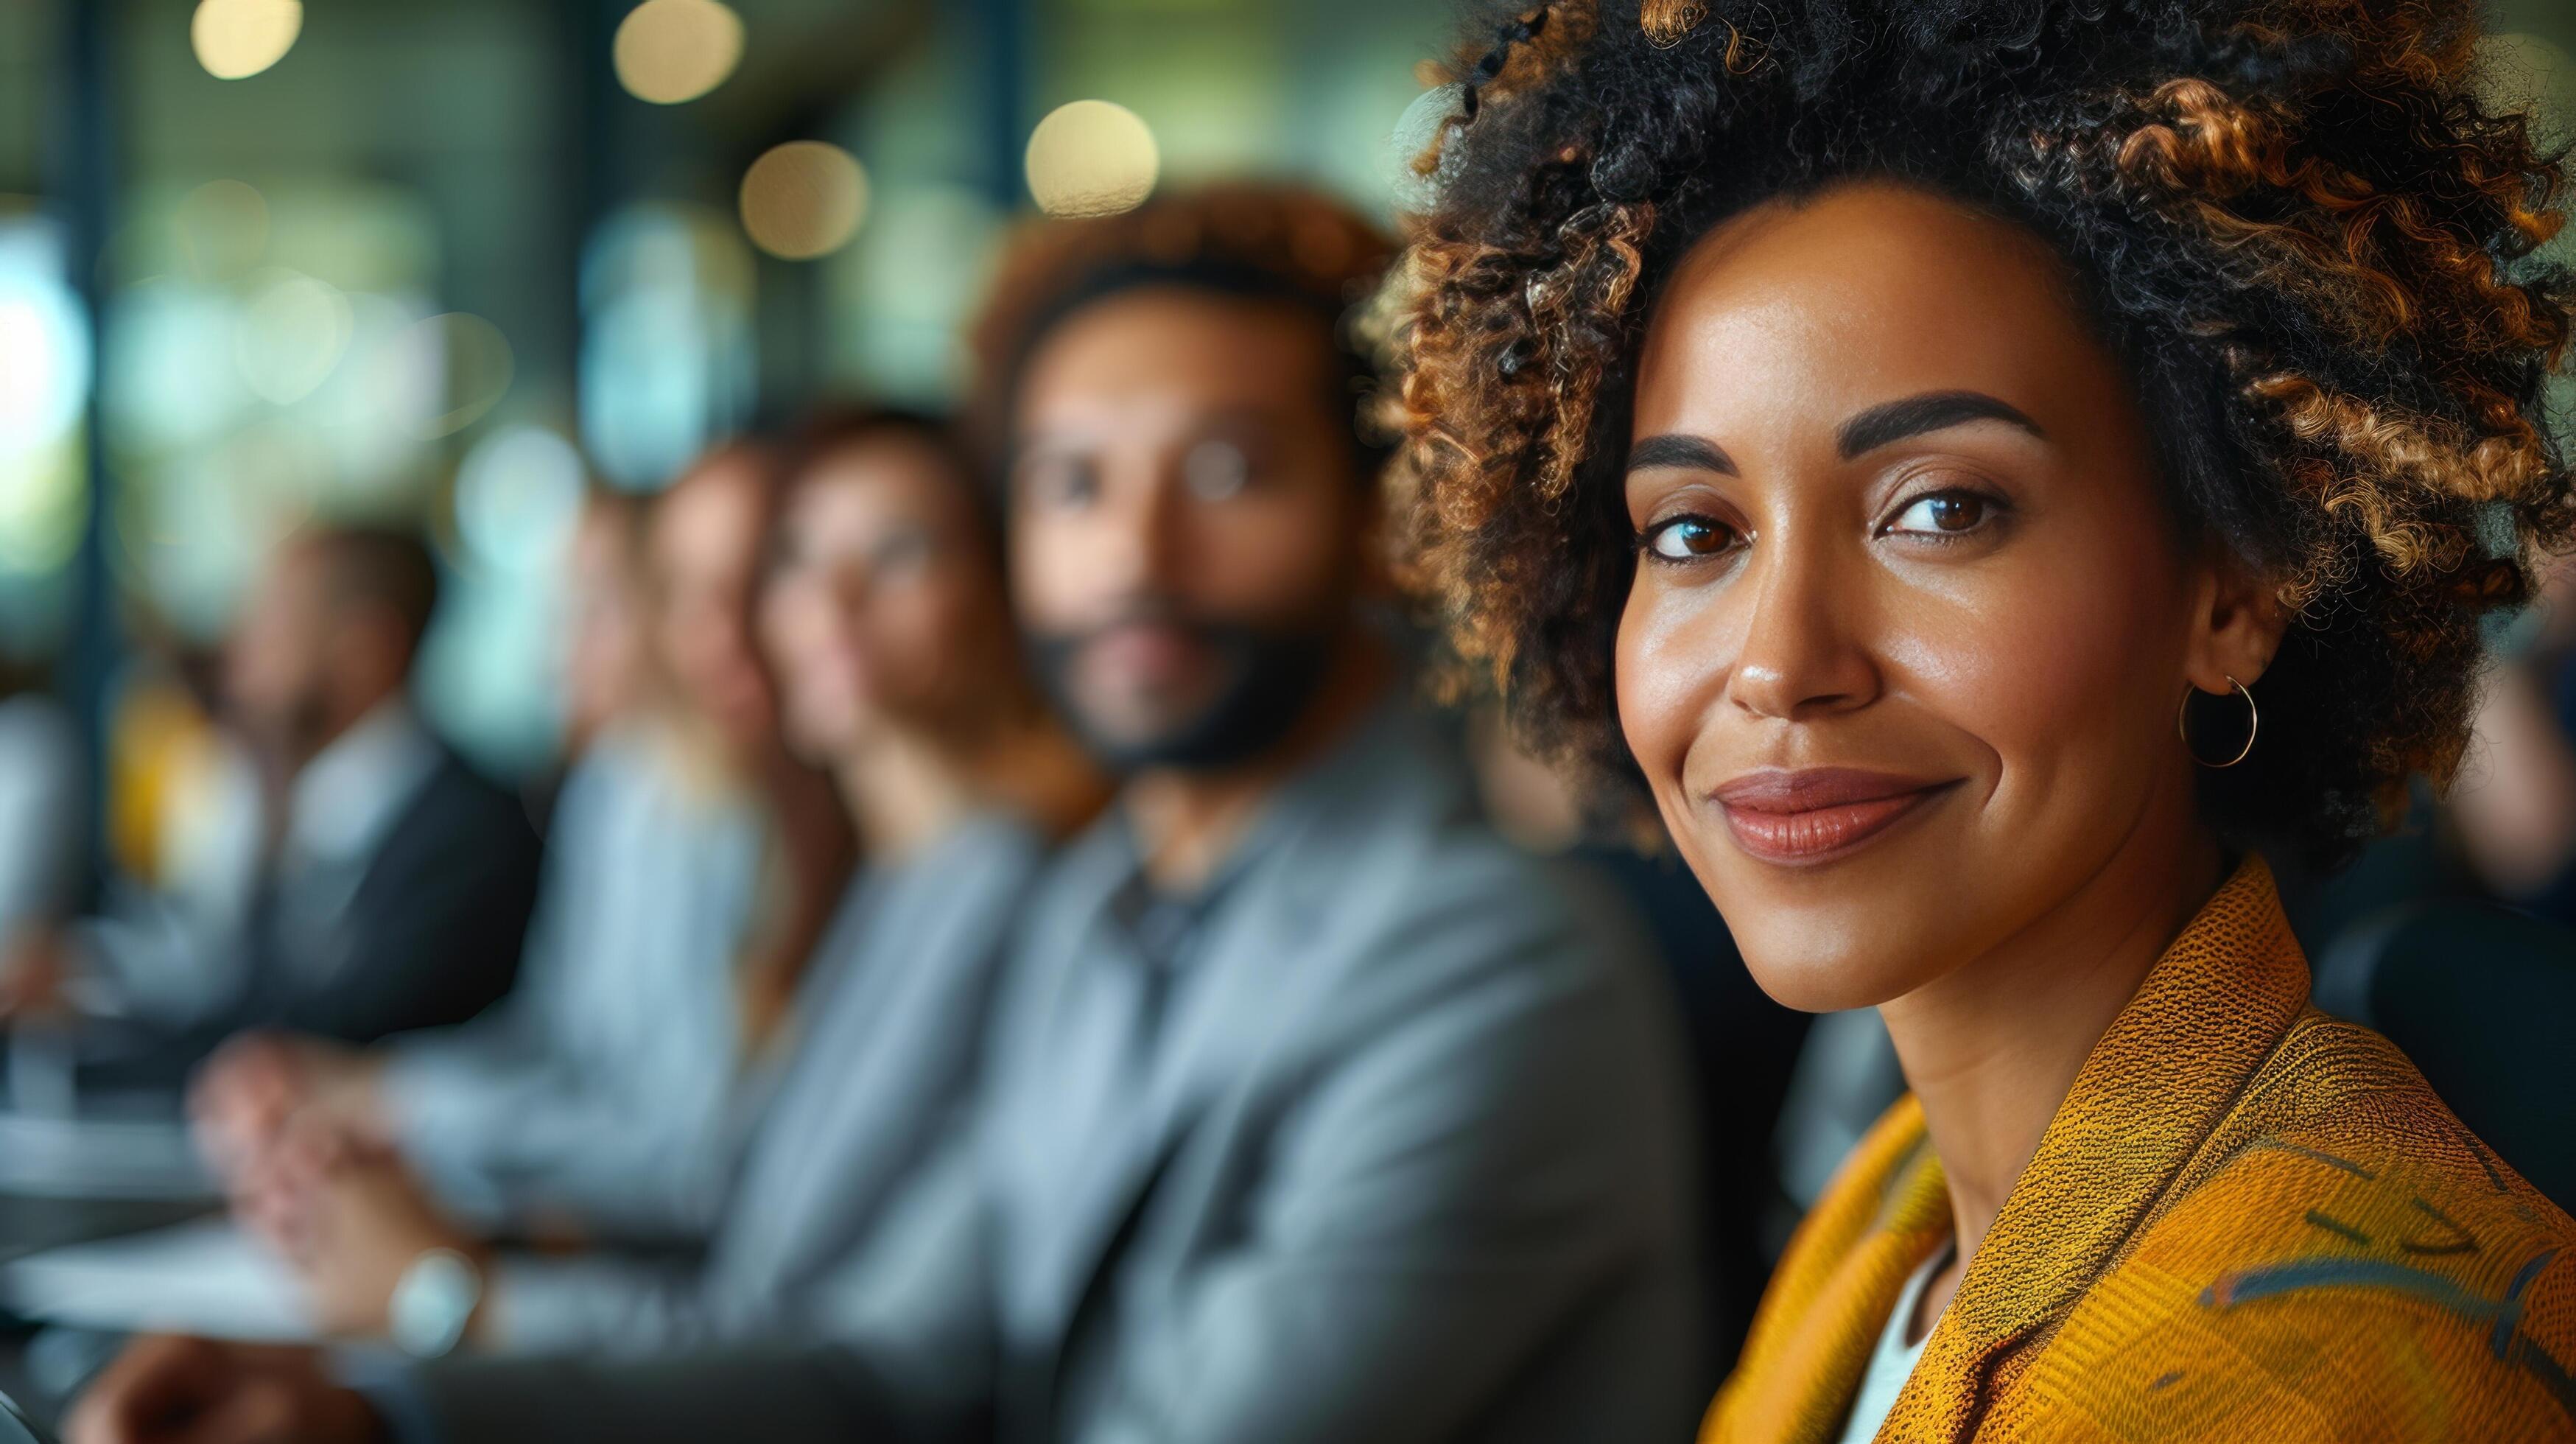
[2177,675,2258,769]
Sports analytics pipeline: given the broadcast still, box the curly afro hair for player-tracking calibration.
[1390,0,2576,864]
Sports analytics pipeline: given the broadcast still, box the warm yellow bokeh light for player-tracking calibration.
[1025,100,1159,218]
[191,0,302,81]
[739,141,870,261]
[612,0,745,106]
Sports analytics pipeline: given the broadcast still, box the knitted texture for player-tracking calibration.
[1707,858,2576,1443]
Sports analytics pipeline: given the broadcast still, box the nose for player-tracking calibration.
[1726,532,1880,721]
[1093,460,1186,599]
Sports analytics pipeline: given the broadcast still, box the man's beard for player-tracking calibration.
[237,689,337,775]
[1027,605,1341,775]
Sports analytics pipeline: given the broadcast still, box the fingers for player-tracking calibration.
[67,1334,227,1444]
[66,1339,377,1444]
[190,1037,303,1180]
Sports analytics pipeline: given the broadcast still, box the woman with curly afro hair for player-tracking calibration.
[1393,0,2576,1438]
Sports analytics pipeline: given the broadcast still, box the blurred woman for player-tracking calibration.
[199,441,852,1241]
[556,488,653,765]
[1396,1,2576,1440]
[248,409,1101,1353]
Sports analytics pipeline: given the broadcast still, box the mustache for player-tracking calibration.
[1036,595,1238,652]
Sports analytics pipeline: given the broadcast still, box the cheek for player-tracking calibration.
[1613,571,1721,794]
[872,591,965,695]
[1008,519,1084,634]
[1888,532,2188,819]
[1188,499,1345,611]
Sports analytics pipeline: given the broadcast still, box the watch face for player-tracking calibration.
[390,1248,484,1359]
[0,1389,60,1444]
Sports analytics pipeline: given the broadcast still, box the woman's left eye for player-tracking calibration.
[1885,490,1996,537]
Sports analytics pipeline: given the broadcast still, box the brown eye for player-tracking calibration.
[1016,454,1099,511]
[1887,490,1993,536]
[1183,439,1252,501]
[1643,514,1738,561]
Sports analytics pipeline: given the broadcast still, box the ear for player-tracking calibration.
[2183,553,2290,696]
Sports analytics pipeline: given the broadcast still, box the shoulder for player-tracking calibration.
[1317,813,1668,1023]
[377,748,538,868]
[2039,1012,2576,1440]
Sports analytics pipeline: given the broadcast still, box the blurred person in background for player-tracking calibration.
[554,488,655,769]
[0,525,541,1090]
[2452,548,2576,924]
[74,182,1707,1444]
[1466,704,1809,1361]
[195,444,855,1242]
[226,407,1102,1353]
[0,662,81,954]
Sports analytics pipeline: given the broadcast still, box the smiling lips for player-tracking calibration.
[1713,768,1959,864]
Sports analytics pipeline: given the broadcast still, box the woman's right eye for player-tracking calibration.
[1640,514,1740,562]
[1019,458,1099,509]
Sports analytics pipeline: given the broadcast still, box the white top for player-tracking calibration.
[1833,1242,1953,1444]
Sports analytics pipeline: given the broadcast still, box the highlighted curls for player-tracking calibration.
[1390,0,2575,862]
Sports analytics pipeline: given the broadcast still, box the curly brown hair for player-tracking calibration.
[966,182,1397,482]
[1391,0,2576,863]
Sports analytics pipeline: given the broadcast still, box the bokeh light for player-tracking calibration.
[578,203,757,491]
[738,141,869,261]
[455,424,588,575]
[0,263,90,463]
[612,0,745,106]
[1025,100,1159,218]
[231,270,353,406]
[190,0,303,82]
[174,180,270,279]
[0,222,91,577]
[371,312,516,440]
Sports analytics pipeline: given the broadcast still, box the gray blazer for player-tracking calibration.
[375,729,766,1237]
[482,813,1048,1352]
[399,702,1710,1444]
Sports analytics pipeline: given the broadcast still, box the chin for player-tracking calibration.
[1695,861,1964,1014]
[1735,942,1923,1015]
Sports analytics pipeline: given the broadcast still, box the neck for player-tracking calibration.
[270,690,390,785]
[1122,634,1390,893]
[835,728,979,863]
[1878,801,2224,1272]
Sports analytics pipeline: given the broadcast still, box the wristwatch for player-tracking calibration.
[387,1247,484,1359]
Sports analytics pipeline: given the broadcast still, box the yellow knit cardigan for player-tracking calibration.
[1705,858,2576,1443]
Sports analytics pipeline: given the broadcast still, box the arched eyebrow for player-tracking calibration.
[1626,434,1737,476]
[1836,390,2043,458]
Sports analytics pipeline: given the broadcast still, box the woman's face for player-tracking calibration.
[759,435,1014,762]
[652,455,779,760]
[562,502,648,750]
[1616,180,2273,1014]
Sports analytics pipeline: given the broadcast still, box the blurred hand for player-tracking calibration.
[264,1119,482,1339]
[192,1035,382,1185]
[66,1334,384,1444]
[0,925,73,1019]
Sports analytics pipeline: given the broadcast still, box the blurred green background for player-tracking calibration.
[0,0,1459,774]
[0,0,2569,778]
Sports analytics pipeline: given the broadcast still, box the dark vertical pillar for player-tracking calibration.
[559,0,624,385]
[47,0,119,898]
[968,0,1033,210]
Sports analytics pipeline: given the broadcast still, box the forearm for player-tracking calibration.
[478,1252,743,1357]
